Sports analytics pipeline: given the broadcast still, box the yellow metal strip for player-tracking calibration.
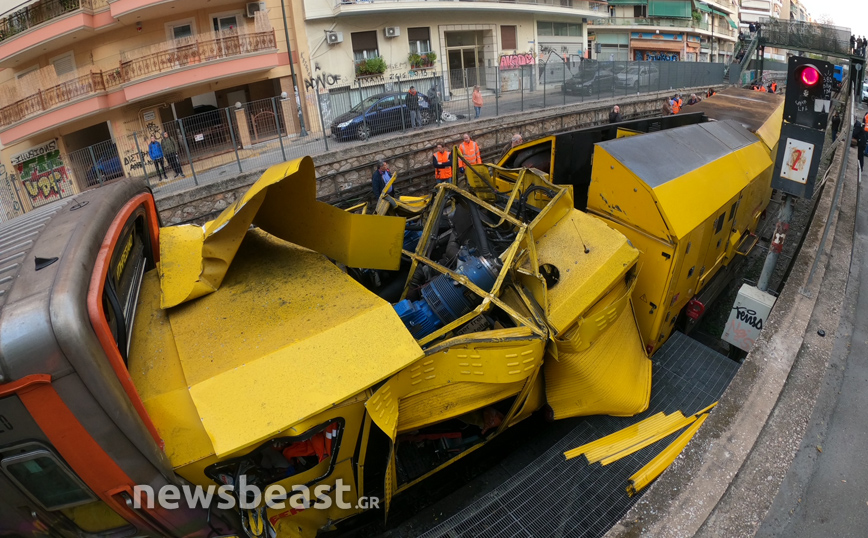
[584,413,688,464]
[627,413,710,497]
[564,412,666,460]
[599,414,697,466]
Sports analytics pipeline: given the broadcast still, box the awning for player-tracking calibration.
[631,39,685,52]
[723,14,738,29]
[648,0,692,18]
[606,0,648,4]
[694,1,711,12]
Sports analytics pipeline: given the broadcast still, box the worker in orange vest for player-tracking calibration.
[770,81,778,93]
[432,143,453,182]
[671,94,682,114]
[458,133,482,172]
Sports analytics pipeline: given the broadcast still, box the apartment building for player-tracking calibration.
[0,0,313,214]
[588,0,739,63]
[301,0,607,102]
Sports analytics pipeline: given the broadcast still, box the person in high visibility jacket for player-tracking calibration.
[671,94,682,114]
[432,143,453,182]
[770,81,778,93]
[458,133,482,171]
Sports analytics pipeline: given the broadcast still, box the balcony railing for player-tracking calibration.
[0,29,277,129]
[0,0,108,43]
[119,30,277,83]
[590,17,738,38]
[336,0,609,13]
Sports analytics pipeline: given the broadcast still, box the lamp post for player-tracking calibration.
[279,0,308,136]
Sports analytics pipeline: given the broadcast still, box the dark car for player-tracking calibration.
[331,91,431,141]
[562,65,616,96]
[85,147,125,187]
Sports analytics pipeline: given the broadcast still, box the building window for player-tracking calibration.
[50,51,76,77]
[166,19,196,41]
[16,64,39,79]
[501,25,517,50]
[351,31,380,63]
[537,21,582,37]
[408,27,431,54]
[634,5,647,17]
[213,14,239,32]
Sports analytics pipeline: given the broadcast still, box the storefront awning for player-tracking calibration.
[694,1,711,12]
[631,39,685,52]
[607,0,648,4]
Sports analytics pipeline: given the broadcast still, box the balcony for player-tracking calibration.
[0,0,114,67]
[590,17,738,39]
[108,0,243,24]
[0,29,279,144]
[319,0,609,20]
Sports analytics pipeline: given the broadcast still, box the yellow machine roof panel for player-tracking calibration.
[167,230,424,457]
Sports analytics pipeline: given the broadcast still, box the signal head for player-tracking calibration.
[798,65,821,87]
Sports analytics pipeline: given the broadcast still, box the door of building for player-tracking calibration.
[445,31,486,91]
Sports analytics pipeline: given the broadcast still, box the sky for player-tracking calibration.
[800,0,868,37]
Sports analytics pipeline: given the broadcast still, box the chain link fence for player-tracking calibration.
[4,59,723,216]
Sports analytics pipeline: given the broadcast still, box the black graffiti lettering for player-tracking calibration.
[733,306,763,330]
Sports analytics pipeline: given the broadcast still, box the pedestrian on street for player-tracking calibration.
[428,84,442,124]
[407,86,421,129]
[472,85,484,119]
[458,133,481,173]
[162,131,185,179]
[609,105,623,123]
[148,134,168,181]
[830,110,841,140]
[432,143,452,183]
[371,160,394,201]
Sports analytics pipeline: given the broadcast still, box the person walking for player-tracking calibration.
[407,86,421,129]
[432,143,453,183]
[148,134,168,181]
[161,131,185,179]
[830,110,841,140]
[427,84,442,124]
[371,160,394,200]
[609,105,623,123]
[472,85,483,119]
[458,133,481,172]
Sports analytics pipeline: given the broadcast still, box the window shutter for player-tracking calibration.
[351,31,378,52]
[407,27,430,42]
[52,53,75,76]
[502,25,517,50]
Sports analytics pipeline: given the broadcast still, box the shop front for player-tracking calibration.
[631,32,684,61]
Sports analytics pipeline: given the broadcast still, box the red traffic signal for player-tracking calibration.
[798,65,821,87]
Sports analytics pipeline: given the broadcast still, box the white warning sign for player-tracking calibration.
[780,138,815,185]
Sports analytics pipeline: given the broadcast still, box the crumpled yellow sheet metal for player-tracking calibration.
[159,157,407,308]
[166,231,423,457]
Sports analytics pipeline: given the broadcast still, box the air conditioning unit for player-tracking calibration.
[384,26,400,38]
[245,1,265,17]
[327,32,344,45]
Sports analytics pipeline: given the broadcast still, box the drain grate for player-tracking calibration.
[418,331,739,538]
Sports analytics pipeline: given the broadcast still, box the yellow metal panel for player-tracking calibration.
[168,230,423,457]
[627,412,710,496]
[159,157,406,308]
[545,305,651,419]
[61,501,130,533]
[599,413,697,465]
[754,98,785,153]
[127,269,215,468]
[587,147,673,241]
[529,207,640,333]
[397,380,526,433]
[564,412,667,460]
[583,413,688,463]
[653,141,771,239]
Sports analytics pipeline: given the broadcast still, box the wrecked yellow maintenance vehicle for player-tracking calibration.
[0,154,651,538]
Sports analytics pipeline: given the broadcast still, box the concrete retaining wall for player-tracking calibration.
[155,85,720,225]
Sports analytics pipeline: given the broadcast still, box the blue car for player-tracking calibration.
[85,151,124,186]
[331,91,431,141]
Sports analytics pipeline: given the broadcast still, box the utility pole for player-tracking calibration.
[279,0,308,136]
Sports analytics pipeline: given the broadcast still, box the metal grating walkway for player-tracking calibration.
[417,331,739,538]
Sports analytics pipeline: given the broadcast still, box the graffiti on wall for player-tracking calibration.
[0,163,22,219]
[635,51,680,61]
[122,146,151,172]
[499,53,536,70]
[301,52,344,90]
[17,150,74,208]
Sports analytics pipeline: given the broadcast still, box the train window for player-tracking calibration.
[729,200,740,221]
[1,448,95,511]
[715,212,725,233]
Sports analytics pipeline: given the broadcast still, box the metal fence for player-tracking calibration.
[5,59,724,214]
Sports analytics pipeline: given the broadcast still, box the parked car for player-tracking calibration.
[615,64,659,90]
[862,82,867,103]
[562,65,616,96]
[85,147,124,186]
[331,91,432,141]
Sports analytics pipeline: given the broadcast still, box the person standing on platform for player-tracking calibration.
[162,131,185,179]
[148,135,168,181]
[472,86,484,119]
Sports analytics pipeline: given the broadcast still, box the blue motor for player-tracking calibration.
[395,248,501,339]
